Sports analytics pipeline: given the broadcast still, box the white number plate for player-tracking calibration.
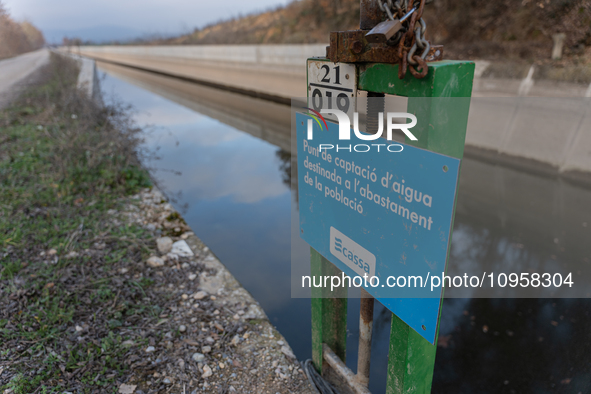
[307,60,357,120]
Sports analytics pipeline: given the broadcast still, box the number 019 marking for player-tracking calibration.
[307,60,357,119]
[311,89,350,113]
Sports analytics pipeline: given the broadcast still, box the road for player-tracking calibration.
[0,49,50,108]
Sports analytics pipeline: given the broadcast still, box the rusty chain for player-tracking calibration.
[374,0,430,78]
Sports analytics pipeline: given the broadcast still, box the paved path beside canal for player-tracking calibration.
[0,49,49,108]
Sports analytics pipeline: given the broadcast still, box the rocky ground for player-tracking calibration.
[107,187,315,393]
[0,187,314,394]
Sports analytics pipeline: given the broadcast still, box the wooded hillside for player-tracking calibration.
[0,1,45,59]
[151,0,590,64]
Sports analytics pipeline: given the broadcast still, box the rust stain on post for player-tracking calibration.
[326,30,443,64]
[357,288,374,387]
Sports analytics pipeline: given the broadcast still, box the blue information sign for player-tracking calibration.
[297,112,461,344]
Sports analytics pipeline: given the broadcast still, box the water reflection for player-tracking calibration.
[98,63,591,393]
[435,298,591,393]
[276,149,292,190]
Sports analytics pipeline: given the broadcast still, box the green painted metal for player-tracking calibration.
[358,61,475,393]
[311,248,348,372]
[387,313,439,394]
[358,60,475,99]
[308,59,474,392]
[359,60,474,159]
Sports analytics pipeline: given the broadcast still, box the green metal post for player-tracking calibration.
[359,60,475,393]
[308,59,474,390]
[311,248,348,372]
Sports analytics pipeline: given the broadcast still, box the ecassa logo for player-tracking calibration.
[334,237,370,274]
[330,227,376,277]
[305,108,418,143]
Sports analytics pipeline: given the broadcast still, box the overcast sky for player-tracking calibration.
[3,0,290,36]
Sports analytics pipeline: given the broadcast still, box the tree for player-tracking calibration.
[0,1,45,59]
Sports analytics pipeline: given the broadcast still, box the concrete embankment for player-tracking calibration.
[69,44,324,100]
[465,97,591,181]
[76,55,103,104]
[57,51,104,104]
[68,45,591,180]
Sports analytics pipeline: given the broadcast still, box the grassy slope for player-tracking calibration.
[0,54,154,393]
[0,54,313,394]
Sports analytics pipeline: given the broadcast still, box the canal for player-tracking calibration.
[98,62,591,394]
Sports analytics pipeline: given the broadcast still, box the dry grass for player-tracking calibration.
[148,0,590,55]
[0,53,155,393]
[147,0,360,45]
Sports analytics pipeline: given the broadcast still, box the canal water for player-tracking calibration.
[98,63,591,394]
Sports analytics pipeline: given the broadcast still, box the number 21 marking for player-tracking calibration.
[320,65,341,85]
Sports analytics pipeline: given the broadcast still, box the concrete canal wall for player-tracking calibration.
[76,56,103,104]
[465,97,591,179]
[66,45,591,179]
[69,44,324,99]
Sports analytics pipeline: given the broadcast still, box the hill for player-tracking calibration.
[147,0,591,82]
